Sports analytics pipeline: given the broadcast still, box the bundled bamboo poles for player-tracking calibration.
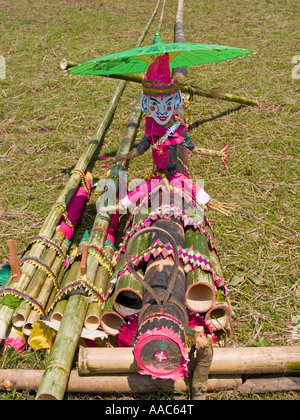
[185,228,216,313]
[113,212,148,318]
[84,244,115,331]
[35,4,163,400]
[0,77,128,343]
[48,232,89,325]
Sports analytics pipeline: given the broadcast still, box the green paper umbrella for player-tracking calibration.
[68,33,253,77]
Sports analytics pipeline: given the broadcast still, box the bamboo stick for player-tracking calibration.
[205,301,232,331]
[0,70,127,341]
[0,369,245,394]
[3,369,300,395]
[191,326,213,400]
[22,264,67,336]
[184,228,216,312]
[49,236,88,323]
[213,325,233,345]
[12,232,69,329]
[113,212,148,318]
[93,73,259,107]
[35,4,163,400]
[35,123,122,402]
[84,245,115,330]
[78,346,300,375]
[99,294,123,336]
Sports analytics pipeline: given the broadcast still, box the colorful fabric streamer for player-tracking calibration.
[57,171,93,241]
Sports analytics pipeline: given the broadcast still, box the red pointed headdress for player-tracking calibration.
[142,53,179,98]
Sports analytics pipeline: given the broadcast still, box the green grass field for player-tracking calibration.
[0,0,299,400]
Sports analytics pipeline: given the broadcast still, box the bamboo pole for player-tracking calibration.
[0,369,246,394]
[49,235,88,323]
[35,184,117,400]
[91,73,259,107]
[84,245,115,330]
[78,346,300,375]
[3,369,300,395]
[184,228,216,313]
[205,300,232,331]
[35,3,163,400]
[0,70,127,342]
[12,232,69,329]
[99,293,123,336]
[22,264,66,336]
[113,212,148,318]
[63,66,258,107]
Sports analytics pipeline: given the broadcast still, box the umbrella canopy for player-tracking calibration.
[68,33,253,77]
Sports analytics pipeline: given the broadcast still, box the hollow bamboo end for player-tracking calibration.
[36,393,58,401]
[100,312,123,336]
[12,313,26,329]
[185,283,216,313]
[22,322,33,336]
[84,315,100,331]
[205,304,232,330]
[114,289,143,318]
[50,312,63,323]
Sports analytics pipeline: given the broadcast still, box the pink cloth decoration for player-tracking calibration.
[58,175,92,241]
[122,171,206,208]
[145,52,171,83]
[106,211,120,245]
[116,315,138,347]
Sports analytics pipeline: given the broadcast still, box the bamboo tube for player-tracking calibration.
[0,369,246,394]
[85,87,145,325]
[49,237,88,324]
[239,376,300,394]
[0,65,127,340]
[22,264,67,336]
[50,300,67,324]
[35,5,163,400]
[4,369,300,394]
[94,73,259,107]
[205,300,232,331]
[113,213,148,318]
[78,346,300,375]
[36,208,112,400]
[99,294,123,336]
[184,228,216,313]
[84,246,115,330]
[12,232,69,329]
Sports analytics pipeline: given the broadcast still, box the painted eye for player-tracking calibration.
[150,105,155,111]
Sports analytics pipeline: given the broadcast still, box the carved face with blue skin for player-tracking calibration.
[141,90,183,126]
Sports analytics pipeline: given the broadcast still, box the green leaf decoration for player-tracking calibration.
[1,294,26,310]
